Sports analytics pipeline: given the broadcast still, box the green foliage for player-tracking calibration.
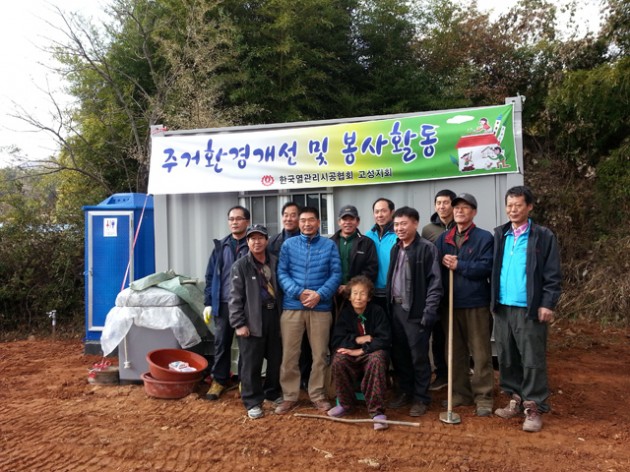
[221,0,362,122]
[602,0,630,58]
[351,0,434,114]
[545,56,630,167]
[0,169,84,333]
[595,140,630,225]
[2,0,630,331]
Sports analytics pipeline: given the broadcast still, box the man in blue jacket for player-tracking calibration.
[436,193,494,417]
[366,198,397,312]
[204,205,250,400]
[491,186,561,433]
[275,206,342,414]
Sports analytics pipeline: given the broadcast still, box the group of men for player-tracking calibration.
[203,185,561,432]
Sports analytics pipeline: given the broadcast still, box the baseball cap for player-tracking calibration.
[338,205,359,218]
[451,193,478,209]
[246,224,268,238]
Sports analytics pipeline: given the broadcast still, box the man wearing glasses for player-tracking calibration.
[204,205,251,400]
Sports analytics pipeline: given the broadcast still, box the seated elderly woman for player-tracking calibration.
[328,275,392,430]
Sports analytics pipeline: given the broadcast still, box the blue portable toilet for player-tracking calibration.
[83,193,155,354]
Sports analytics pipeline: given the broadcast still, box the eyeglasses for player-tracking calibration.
[228,217,247,222]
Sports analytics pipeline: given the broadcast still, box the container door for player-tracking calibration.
[87,210,134,334]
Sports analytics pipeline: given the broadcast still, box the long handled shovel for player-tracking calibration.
[440,268,461,425]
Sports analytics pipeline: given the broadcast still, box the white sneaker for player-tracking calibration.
[247,405,264,419]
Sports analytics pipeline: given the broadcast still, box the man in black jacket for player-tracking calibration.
[386,206,443,417]
[228,225,282,419]
[421,189,456,392]
[330,205,378,312]
[268,202,301,257]
[491,186,562,433]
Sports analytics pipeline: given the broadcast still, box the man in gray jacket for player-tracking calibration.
[229,225,282,419]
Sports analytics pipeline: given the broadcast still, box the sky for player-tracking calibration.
[0,1,107,167]
[0,0,604,168]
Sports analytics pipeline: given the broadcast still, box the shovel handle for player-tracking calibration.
[446,269,455,411]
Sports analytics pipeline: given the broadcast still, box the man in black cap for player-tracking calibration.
[436,193,494,417]
[228,224,282,419]
[330,205,378,310]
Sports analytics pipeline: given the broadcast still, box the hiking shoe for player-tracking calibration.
[387,392,412,409]
[429,376,448,391]
[327,405,349,418]
[495,394,522,419]
[247,405,264,419]
[476,406,493,417]
[267,396,284,406]
[522,401,543,432]
[373,414,388,431]
[205,381,225,400]
[313,400,332,412]
[274,400,297,415]
[409,402,427,417]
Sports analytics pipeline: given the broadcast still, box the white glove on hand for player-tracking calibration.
[203,306,212,324]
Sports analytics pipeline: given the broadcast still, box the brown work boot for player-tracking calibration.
[522,401,543,432]
[205,381,226,401]
[312,399,332,412]
[494,394,522,419]
[274,400,297,415]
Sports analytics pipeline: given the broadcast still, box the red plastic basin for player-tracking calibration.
[141,372,201,399]
[146,348,208,382]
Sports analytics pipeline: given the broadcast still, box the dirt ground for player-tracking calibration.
[1,319,629,472]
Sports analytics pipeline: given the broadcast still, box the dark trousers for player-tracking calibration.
[211,302,236,384]
[390,304,432,405]
[237,307,282,410]
[299,333,312,389]
[494,304,550,412]
[431,315,447,380]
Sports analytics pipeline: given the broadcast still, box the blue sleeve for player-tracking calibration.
[277,240,302,299]
[204,249,218,306]
[316,242,342,301]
